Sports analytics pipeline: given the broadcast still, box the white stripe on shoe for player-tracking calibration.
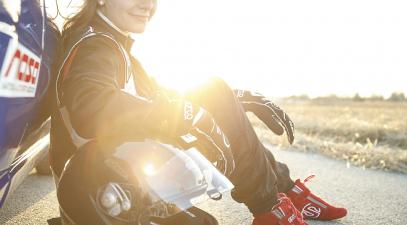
[306,196,327,209]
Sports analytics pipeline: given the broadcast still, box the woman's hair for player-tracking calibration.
[61,0,98,46]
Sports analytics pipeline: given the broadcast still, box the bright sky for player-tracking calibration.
[48,0,407,97]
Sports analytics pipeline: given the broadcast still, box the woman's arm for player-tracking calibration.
[61,38,162,139]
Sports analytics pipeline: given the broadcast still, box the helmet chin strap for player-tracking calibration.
[96,9,131,37]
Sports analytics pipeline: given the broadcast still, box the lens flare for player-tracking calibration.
[143,163,156,176]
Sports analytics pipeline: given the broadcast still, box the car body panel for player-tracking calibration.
[0,0,59,207]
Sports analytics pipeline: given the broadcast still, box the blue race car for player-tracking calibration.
[0,0,59,207]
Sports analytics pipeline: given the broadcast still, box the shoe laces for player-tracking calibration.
[271,195,307,224]
[291,175,316,199]
[303,174,316,184]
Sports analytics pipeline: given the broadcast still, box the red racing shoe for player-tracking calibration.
[287,175,347,221]
[252,193,308,225]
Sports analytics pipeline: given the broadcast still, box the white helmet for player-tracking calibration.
[57,139,234,225]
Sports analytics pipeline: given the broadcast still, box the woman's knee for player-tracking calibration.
[206,76,233,94]
[186,76,235,107]
[198,77,236,103]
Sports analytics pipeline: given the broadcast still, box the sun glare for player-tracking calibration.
[52,0,407,98]
[143,163,156,176]
[153,73,211,94]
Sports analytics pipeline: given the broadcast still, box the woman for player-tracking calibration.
[50,0,347,224]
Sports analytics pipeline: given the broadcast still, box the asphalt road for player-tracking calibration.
[1,145,407,225]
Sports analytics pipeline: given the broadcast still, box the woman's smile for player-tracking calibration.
[99,0,157,33]
[129,13,150,23]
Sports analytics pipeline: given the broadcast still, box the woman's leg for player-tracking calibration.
[263,147,295,193]
[185,77,294,214]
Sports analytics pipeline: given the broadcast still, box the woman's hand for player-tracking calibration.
[153,93,235,176]
[234,90,295,144]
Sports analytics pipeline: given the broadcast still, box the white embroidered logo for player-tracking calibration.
[237,90,244,98]
[184,102,194,120]
[301,203,321,218]
[215,125,231,148]
[288,214,297,223]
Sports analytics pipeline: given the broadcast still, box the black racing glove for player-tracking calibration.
[153,93,235,176]
[234,90,295,144]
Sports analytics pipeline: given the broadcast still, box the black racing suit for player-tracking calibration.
[50,15,294,215]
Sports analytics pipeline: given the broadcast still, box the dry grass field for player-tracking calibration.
[251,100,407,173]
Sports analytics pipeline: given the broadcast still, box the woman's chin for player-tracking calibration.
[128,25,147,34]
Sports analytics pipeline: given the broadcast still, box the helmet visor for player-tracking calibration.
[113,140,234,219]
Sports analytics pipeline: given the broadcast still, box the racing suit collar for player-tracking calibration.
[91,10,134,52]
